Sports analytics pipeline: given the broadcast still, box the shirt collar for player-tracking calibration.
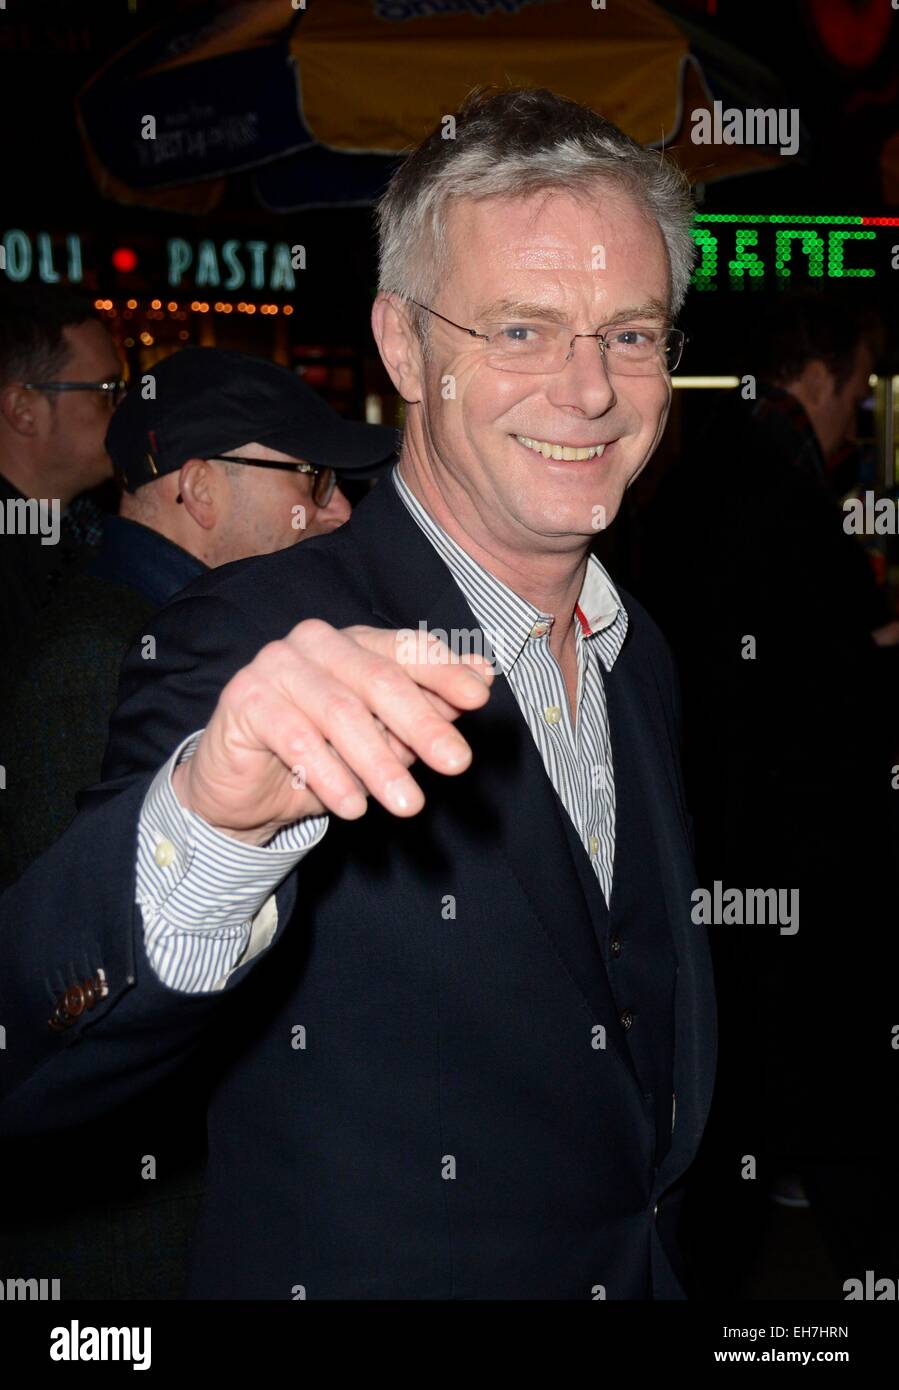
[390,463,628,674]
[88,515,207,608]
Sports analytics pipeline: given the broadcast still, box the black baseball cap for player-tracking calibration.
[107,347,399,493]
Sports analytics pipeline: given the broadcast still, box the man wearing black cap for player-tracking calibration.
[109,345,397,565]
[1,346,397,885]
[0,347,396,1300]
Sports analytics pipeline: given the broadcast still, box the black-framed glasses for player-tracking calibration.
[409,301,685,376]
[178,453,337,507]
[23,378,128,407]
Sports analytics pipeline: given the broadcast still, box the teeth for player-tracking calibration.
[516,436,606,461]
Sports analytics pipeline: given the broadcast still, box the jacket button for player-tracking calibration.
[610,935,622,958]
[620,1008,634,1031]
[64,985,85,1017]
[653,1203,659,1218]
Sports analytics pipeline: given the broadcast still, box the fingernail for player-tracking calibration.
[432,734,469,769]
[385,777,416,810]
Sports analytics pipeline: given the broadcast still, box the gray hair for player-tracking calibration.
[376,87,696,353]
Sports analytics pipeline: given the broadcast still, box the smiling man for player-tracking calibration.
[0,89,716,1301]
[373,181,679,726]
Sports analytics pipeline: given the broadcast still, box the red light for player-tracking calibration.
[112,247,138,273]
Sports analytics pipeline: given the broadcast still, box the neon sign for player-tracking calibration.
[4,218,896,298]
[1,230,83,284]
[165,238,297,292]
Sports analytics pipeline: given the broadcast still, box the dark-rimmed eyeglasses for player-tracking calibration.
[176,453,337,507]
[23,378,128,408]
[409,301,685,376]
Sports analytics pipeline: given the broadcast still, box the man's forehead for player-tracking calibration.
[454,187,642,241]
[448,190,668,301]
[505,239,585,271]
[64,319,121,368]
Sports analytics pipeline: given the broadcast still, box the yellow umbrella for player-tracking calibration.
[78,0,783,212]
[289,0,690,154]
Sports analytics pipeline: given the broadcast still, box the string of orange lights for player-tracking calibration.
[93,298,294,316]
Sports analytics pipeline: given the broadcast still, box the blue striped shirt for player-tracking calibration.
[135,464,628,992]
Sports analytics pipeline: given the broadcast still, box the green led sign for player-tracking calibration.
[689,214,897,291]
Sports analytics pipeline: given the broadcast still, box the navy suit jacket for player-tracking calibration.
[0,476,716,1299]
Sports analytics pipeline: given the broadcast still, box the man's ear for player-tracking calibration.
[177,457,218,530]
[371,294,424,405]
[0,382,42,437]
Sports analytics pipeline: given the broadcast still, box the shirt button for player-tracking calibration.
[589,834,599,857]
[154,839,177,868]
[620,1008,634,1031]
[610,935,622,958]
[543,706,562,724]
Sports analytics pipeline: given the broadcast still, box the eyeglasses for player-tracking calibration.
[409,302,685,376]
[23,378,128,407]
[178,453,337,507]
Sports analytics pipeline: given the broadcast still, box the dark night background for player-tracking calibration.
[2,0,899,378]
[3,0,899,1312]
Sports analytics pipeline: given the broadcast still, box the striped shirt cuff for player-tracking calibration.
[136,730,329,993]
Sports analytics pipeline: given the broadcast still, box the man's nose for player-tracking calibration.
[548,334,617,411]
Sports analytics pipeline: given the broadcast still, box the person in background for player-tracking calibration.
[639,292,899,1296]
[0,286,124,664]
[0,346,397,1301]
[0,346,399,886]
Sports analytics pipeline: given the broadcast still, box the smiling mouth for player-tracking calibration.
[515,434,609,461]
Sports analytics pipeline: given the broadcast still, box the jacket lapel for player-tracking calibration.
[350,477,648,1100]
[603,650,718,1187]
